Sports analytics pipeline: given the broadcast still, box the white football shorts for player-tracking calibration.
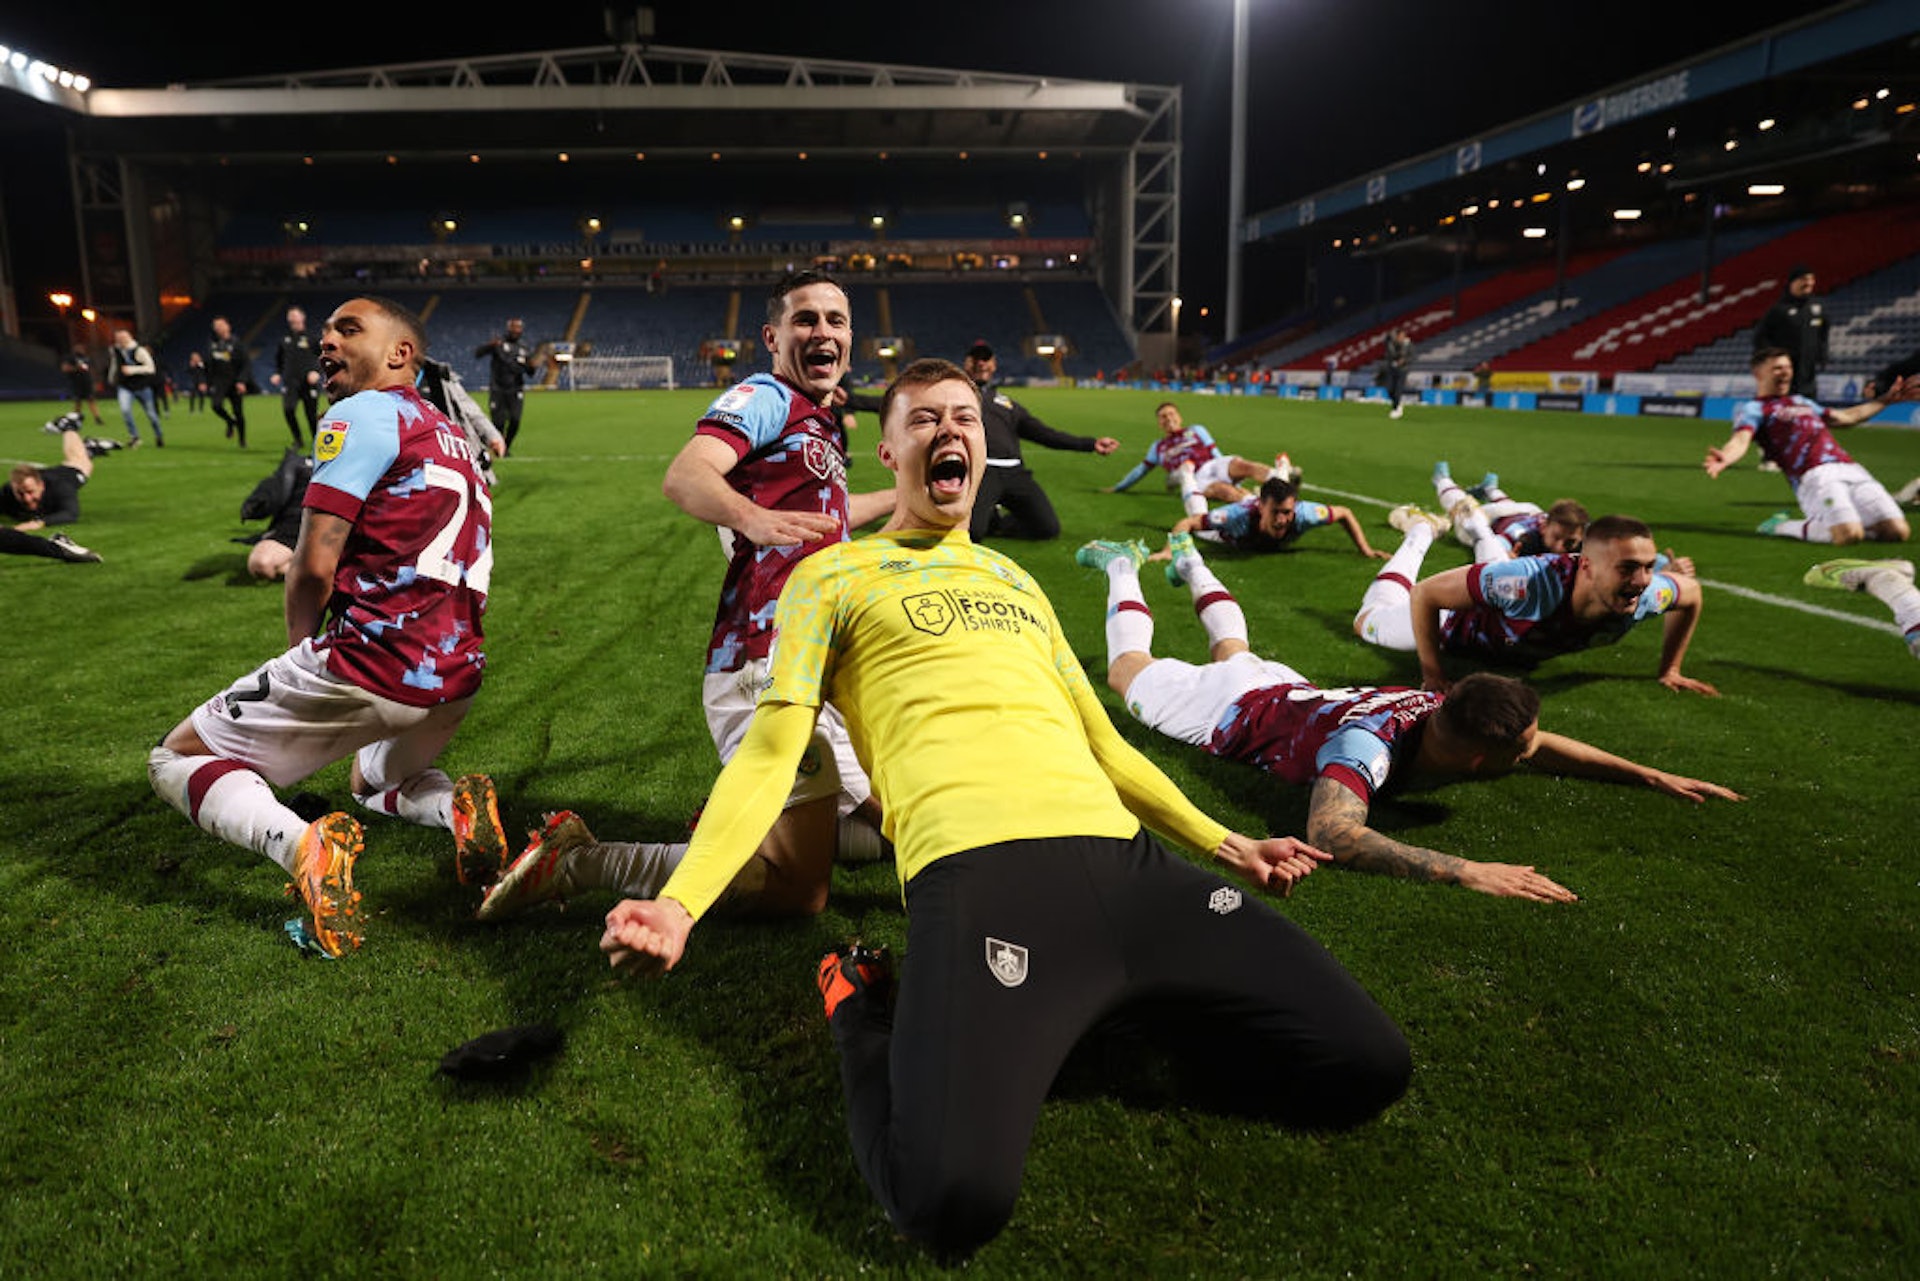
[189,639,471,791]
[704,657,872,814]
[1121,650,1308,747]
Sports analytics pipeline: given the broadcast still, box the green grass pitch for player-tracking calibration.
[2,385,1916,1275]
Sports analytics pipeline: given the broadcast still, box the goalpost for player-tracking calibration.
[566,354,677,390]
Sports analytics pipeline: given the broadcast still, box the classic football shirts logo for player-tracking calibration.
[900,587,1049,638]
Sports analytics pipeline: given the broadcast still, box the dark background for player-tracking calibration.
[0,0,1831,340]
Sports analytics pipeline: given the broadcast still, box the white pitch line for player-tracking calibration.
[1302,482,1902,637]
[1695,578,1901,635]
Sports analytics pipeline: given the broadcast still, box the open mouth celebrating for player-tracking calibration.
[929,445,970,500]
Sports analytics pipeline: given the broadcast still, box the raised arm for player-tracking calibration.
[1523,730,1743,803]
[600,700,818,976]
[1306,776,1577,902]
[1655,573,1718,696]
[662,433,841,546]
[1703,431,1751,477]
[1827,375,1918,428]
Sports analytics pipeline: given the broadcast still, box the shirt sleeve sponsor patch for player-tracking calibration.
[315,420,349,462]
[711,384,757,417]
[1484,571,1531,609]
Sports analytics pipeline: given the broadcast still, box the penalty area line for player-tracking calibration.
[1305,483,1901,637]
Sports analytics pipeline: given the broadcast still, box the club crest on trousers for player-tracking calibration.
[985,937,1029,988]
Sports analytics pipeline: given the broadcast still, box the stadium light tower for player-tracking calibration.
[1225,0,1248,343]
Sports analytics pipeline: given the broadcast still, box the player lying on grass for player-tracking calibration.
[1354,508,1718,696]
[1428,460,1587,562]
[1151,475,1387,561]
[1704,348,1915,545]
[601,358,1408,1257]
[1105,401,1292,506]
[147,297,509,958]
[1080,533,1742,903]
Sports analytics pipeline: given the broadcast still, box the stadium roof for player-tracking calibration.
[0,43,1183,349]
[1244,0,1920,251]
[16,44,1168,160]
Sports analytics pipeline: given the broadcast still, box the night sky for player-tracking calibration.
[0,0,1826,338]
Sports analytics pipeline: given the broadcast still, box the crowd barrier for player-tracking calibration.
[1090,378,1920,427]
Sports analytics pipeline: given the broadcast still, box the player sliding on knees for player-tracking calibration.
[1077,533,1742,902]
[478,269,894,924]
[147,297,506,957]
[600,360,1408,1258]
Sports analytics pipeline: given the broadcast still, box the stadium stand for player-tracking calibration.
[1033,281,1136,378]
[1659,249,1920,380]
[1500,206,1920,377]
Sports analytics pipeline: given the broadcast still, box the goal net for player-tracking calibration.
[566,354,676,390]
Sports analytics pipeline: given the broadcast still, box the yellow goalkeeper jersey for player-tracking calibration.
[656,525,1232,921]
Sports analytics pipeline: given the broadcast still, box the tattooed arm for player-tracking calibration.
[1305,775,1577,903]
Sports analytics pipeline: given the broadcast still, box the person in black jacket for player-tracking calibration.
[474,317,545,454]
[1753,266,1826,399]
[963,340,1117,541]
[269,306,323,449]
[205,315,252,447]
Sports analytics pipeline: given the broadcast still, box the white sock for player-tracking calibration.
[1864,570,1920,638]
[1178,468,1207,519]
[1471,532,1510,564]
[149,745,308,873]
[1180,553,1247,650]
[573,840,686,898]
[1355,525,1432,648]
[1767,518,1823,542]
[1104,558,1155,663]
[836,816,891,864]
[354,768,454,829]
[1433,473,1469,511]
[1381,522,1435,582]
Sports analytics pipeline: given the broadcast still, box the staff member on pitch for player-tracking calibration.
[270,306,323,449]
[601,357,1409,1258]
[474,317,545,454]
[964,339,1117,540]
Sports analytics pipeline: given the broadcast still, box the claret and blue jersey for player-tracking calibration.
[1731,394,1854,482]
[694,372,851,674]
[1443,553,1678,665]
[303,384,491,706]
[1210,683,1441,804]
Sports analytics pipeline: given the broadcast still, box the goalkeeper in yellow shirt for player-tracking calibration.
[600,358,1409,1257]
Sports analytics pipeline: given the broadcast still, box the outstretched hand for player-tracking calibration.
[1215,832,1331,898]
[1703,448,1733,479]
[1457,861,1578,903]
[1645,771,1744,804]
[600,898,694,977]
[1658,671,1720,697]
